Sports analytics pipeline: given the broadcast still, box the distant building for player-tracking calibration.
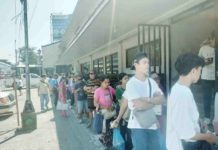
[50,14,71,42]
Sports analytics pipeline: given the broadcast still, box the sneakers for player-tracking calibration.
[203,118,211,125]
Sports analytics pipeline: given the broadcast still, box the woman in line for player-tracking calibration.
[94,75,115,148]
[115,72,133,150]
[57,77,68,117]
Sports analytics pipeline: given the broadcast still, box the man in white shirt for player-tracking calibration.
[198,36,216,123]
[121,52,165,150]
[166,53,216,150]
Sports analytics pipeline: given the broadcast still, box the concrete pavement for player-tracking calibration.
[0,89,104,150]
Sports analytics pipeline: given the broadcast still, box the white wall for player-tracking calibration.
[41,42,61,68]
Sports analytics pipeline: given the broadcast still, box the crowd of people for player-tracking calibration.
[33,34,217,150]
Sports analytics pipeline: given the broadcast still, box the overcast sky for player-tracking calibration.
[0,0,78,63]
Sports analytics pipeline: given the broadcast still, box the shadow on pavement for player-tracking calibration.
[0,112,14,121]
[36,108,53,115]
[0,128,35,145]
[51,101,103,150]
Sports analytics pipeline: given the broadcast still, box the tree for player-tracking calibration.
[19,47,38,64]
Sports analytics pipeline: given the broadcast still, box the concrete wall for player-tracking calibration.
[171,4,218,81]
[41,42,61,68]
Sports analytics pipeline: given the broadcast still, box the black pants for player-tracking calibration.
[182,140,212,150]
[52,88,58,107]
[201,79,215,119]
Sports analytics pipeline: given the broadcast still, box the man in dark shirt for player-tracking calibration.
[74,74,88,123]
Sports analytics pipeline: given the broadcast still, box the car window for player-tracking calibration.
[31,74,39,78]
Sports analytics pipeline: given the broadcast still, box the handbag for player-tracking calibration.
[132,79,157,128]
[92,111,103,134]
[101,108,116,120]
[100,88,116,120]
[113,128,125,150]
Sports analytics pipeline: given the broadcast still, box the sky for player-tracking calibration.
[0,0,78,63]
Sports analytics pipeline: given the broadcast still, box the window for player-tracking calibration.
[31,74,40,78]
[93,57,104,74]
[126,46,138,68]
[126,40,160,68]
[80,62,90,76]
[105,53,118,74]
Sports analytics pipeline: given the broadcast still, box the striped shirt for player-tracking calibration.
[85,79,100,101]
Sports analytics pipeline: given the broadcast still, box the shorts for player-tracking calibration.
[87,98,95,110]
[77,100,89,113]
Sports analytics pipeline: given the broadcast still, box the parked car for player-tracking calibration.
[3,73,41,88]
[21,73,41,88]
[0,91,15,114]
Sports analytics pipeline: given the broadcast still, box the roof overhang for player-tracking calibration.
[58,0,207,64]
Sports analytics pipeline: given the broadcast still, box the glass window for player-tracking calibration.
[98,58,104,74]
[80,62,90,76]
[112,53,118,74]
[105,53,118,74]
[31,74,39,78]
[93,57,104,74]
[126,40,160,68]
[126,46,138,68]
[105,55,112,74]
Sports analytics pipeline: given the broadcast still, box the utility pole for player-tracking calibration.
[14,40,20,126]
[20,0,37,131]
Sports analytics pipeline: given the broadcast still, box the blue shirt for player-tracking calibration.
[48,78,58,89]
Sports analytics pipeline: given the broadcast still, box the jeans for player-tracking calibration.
[120,120,133,150]
[39,94,49,110]
[201,80,215,119]
[131,128,166,150]
[77,100,89,113]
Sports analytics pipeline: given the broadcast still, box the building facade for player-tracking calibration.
[50,14,71,42]
[56,0,217,92]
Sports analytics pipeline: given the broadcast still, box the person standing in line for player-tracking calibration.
[150,72,166,137]
[38,75,50,111]
[114,72,133,150]
[57,77,68,117]
[66,75,74,108]
[198,35,216,124]
[48,75,54,100]
[94,75,116,148]
[49,74,59,107]
[74,74,89,123]
[84,70,100,128]
[121,52,165,150]
[166,53,216,150]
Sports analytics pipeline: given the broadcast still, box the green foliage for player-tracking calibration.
[19,47,38,64]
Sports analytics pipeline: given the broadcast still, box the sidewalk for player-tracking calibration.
[0,89,104,150]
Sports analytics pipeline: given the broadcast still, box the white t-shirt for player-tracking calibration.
[123,76,163,129]
[166,83,200,150]
[198,45,215,80]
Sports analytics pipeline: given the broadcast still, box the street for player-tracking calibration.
[0,89,104,150]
